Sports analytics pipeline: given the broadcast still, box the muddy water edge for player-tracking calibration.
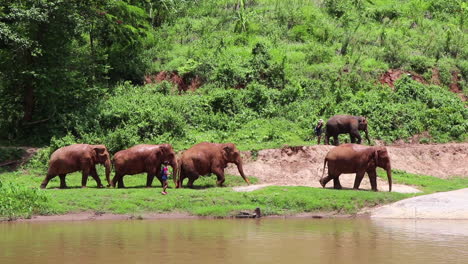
[1,218,467,264]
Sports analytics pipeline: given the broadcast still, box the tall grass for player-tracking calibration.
[0,179,50,220]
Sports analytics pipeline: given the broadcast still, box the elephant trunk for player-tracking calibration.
[235,160,250,185]
[104,159,111,187]
[386,167,392,192]
[171,159,178,187]
[365,128,371,145]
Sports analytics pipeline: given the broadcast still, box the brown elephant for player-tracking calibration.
[40,144,111,189]
[176,142,250,188]
[319,143,392,192]
[111,144,177,188]
[324,115,370,145]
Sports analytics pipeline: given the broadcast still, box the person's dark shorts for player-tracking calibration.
[162,175,168,181]
[315,128,322,136]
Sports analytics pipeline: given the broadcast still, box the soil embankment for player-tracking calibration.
[227,143,468,193]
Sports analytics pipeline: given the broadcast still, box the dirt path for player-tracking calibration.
[0,146,39,169]
[226,143,468,193]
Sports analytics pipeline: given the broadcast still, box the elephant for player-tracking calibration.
[324,115,370,145]
[176,142,250,188]
[40,144,111,189]
[111,144,177,188]
[319,143,392,192]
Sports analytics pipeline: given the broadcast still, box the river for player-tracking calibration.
[1,218,467,264]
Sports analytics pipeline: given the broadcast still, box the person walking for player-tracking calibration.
[314,119,324,144]
[160,161,171,195]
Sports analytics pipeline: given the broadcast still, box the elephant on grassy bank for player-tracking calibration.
[40,144,111,189]
[176,142,250,188]
[319,143,392,192]
[324,115,370,145]
[111,144,177,188]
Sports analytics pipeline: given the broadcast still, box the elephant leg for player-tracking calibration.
[183,168,199,188]
[146,173,155,188]
[40,174,56,189]
[81,168,90,188]
[353,171,366,190]
[319,173,337,188]
[332,176,342,189]
[153,175,164,187]
[117,177,125,188]
[111,173,119,188]
[324,135,329,145]
[187,177,195,188]
[187,173,199,189]
[178,173,186,188]
[333,136,339,146]
[58,174,68,189]
[90,167,104,188]
[212,168,225,187]
[350,130,362,144]
[367,169,378,191]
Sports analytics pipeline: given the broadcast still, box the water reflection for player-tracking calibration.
[1,218,467,264]
[372,219,468,240]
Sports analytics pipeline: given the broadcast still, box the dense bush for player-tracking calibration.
[0,180,49,219]
[1,0,467,166]
[0,148,25,163]
[28,76,467,169]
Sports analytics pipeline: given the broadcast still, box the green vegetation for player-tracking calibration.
[1,169,467,219]
[1,0,467,220]
[0,179,49,220]
[1,0,466,152]
[0,148,25,163]
[381,170,468,193]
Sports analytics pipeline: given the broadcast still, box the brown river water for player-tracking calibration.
[1,218,468,264]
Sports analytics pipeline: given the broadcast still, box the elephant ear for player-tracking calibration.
[93,145,107,161]
[156,146,168,159]
[222,144,233,160]
[93,145,106,154]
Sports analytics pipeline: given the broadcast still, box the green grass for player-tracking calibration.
[0,179,50,220]
[2,168,467,220]
[378,169,468,193]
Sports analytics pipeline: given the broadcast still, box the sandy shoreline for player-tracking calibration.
[2,211,358,222]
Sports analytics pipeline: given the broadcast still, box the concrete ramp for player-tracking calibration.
[371,188,468,219]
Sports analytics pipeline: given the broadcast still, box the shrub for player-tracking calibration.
[0,181,50,220]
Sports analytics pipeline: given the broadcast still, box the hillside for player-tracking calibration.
[0,0,467,152]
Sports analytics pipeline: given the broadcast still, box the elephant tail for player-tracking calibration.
[174,160,181,188]
[110,158,116,187]
[319,158,328,187]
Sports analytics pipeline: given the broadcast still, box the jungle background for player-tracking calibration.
[1,0,467,166]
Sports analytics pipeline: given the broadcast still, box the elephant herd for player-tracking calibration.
[40,142,250,190]
[40,115,392,192]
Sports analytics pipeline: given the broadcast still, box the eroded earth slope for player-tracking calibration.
[227,143,468,193]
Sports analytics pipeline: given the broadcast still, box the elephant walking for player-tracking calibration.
[324,115,370,145]
[111,144,177,188]
[319,144,392,192]
[40,144,111,189]
[177,142,250,188]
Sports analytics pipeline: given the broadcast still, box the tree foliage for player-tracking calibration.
[0,0,466,153]
[0,0,150,141]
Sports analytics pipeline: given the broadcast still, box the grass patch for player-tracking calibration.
[379,169,468,193]
[0,168,466,219]
[0,180,50,220]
